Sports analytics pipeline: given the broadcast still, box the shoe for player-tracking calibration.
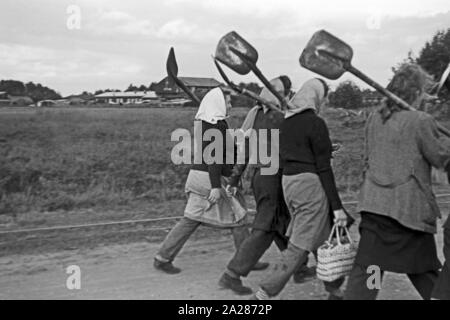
[251,262,270,271]
[218,273,253,295]
[153,258,181,274]
[293,266,316,284]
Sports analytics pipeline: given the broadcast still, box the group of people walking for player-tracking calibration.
[154,62,450,300]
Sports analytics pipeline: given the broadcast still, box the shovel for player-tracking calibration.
[212,57,282,114]
[166,47,201,105]
[215,31,288,108]
[300,30,450,135]
[300,30,415,111]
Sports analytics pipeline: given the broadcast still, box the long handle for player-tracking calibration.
[230,48,288,108]
[347,65,450,136]
[213,57,243,94]
[213,57,282,114]
[167,68,201,105]
[166,48,201,105]
[347,65,413,111]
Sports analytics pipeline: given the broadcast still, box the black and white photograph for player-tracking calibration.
[0,0,450,304]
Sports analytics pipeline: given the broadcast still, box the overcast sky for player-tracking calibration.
[1,0,449,96]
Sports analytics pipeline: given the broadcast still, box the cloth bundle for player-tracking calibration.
[184,170,248,228]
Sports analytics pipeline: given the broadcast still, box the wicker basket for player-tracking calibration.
[317,224,358,282]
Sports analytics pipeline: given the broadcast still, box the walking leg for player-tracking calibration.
[227,230,275,277]
[408,270,439,300]
[156,217,201,262]
[231,225,250,250]
[344,264,384,300]
[219,230,275,295]
[432,227,450,300]
[255,242,309,299]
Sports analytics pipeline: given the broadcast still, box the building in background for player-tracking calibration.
[152,76,221,100]
[95,91,145,105]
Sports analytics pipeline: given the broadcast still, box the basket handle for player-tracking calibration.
[327,224,342,246]
[338,226,354,244]
[327,224,354,245]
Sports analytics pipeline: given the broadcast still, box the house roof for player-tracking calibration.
[178,77,221,88]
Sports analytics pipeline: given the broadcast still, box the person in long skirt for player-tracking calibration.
[154,87,260,274]
[344,63,450,300]
[251,78,349,300]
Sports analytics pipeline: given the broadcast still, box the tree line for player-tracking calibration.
[0,80,61,102]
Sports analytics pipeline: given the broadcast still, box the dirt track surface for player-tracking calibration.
[0,226,445,300]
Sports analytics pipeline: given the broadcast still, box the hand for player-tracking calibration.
[333,209,348,227]
[208,188,222,204]
[225,185,237,197]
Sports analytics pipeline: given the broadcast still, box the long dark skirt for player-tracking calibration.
[355,212,441,274]
[251,168,290,241]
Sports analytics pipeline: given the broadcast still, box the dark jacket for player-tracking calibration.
[280,109,343,211]
[192,120,234,189]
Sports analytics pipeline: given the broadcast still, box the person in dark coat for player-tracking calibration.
[218,76,302,295]
[344,64,450,300]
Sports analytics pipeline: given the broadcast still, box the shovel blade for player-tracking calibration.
[300,30,353,80]
[215,31,258,75]
[166,47,178,79]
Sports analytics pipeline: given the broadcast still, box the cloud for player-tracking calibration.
[0,43,143,93]
[156,19,220,42]
[87,10,156,36]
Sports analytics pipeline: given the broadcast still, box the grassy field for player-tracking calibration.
[0,106,446,229]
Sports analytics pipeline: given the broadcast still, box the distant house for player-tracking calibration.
[64,93,95,105]
[95,91,158,105]
[152,76,222,100]
[37,100,57,107]
[0,91,9,106]
[142,91,159,101]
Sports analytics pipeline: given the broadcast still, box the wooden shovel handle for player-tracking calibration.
[347,65,412,111]
[347,65,450,136]
[230,48,288,108]
[213,57,282,113]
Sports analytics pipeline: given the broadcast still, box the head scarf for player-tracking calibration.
[285,78,326,119]
[195,87,227,124]
[240,77,286,132]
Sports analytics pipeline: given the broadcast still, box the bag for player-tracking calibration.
[317,224,358,282]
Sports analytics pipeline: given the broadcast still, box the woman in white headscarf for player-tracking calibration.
[154,87,251,274]
[252,78,348,300]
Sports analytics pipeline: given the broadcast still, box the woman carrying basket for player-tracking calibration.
[251,78,349,300]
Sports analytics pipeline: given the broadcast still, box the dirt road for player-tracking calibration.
[0,226,445,300]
